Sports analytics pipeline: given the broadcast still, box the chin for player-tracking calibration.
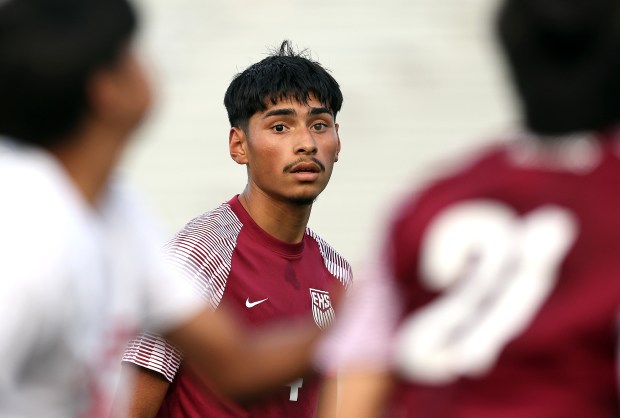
[287,194,318,206]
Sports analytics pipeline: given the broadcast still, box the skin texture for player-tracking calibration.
[329,372,393,418]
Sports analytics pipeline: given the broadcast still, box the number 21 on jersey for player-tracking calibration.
[395,200,577,384]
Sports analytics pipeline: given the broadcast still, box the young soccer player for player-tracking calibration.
[0,1,328,416]
[122,40,352,418]
[319,0,620,416]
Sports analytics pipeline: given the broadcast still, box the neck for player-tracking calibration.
[49,120,127,206]
[238,188,312,244]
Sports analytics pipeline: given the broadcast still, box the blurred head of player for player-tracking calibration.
[497,0,620,136]
[224,40,343,206]
[0,0,152,150]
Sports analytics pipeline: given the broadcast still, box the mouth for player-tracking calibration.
[286,160,323,182]
[289,162,322,174]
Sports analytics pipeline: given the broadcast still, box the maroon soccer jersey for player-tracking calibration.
[123,196,352,417]
[379,131,620,417]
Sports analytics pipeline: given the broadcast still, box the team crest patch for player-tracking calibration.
[309,288,335,329]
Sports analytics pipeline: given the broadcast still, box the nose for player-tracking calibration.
[294,127,318,155]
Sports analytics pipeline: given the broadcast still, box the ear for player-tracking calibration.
[87,51,143,125]
[334,123,341,162]
[229,127,249,165]
[86,49,151,133]
[87,68,119,122]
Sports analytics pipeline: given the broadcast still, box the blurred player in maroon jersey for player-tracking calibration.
[317,0,620,417]
[121,40,352,418]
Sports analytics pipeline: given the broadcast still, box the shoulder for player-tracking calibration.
[164,201,242,258]
[391,140,508,229]
[305,228,353,289]
[0,146,89,285]
[374,141,509,284]
[0,147,104,333]
[421,140,507,194]
[162,202,242,308]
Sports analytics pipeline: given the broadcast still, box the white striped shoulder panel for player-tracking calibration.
[164,202,242,310]
[306,228,353,289]
[122,202,242,382]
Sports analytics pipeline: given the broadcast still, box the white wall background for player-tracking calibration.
[122,0,517,268]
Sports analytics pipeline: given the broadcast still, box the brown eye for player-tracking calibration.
[272,124,286,132]
[313,123,328,131]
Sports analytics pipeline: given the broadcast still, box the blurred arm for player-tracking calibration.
[163,306,321,402]
[313,267,404,418]
[335,371,393,418]
[315,375,338,418]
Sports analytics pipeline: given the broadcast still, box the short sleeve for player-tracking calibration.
[122,332,183,382]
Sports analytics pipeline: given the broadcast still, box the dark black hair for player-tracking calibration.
[0,0,137,148]
[223,40,343,130]
[496,0,620,135]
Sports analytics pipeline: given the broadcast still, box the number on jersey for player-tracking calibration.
[286,378,303,401]
[395,200,577,384]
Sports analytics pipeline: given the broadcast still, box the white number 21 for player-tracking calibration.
[395,200,577,384]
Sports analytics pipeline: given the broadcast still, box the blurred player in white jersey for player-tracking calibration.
[318,0,620,417]
[0,1,326,416]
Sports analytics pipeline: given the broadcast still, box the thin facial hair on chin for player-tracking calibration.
[287,195,317,206]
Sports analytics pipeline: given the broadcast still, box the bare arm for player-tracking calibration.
[315,375,338,418]
[163,306,321,402]
[121,363,170,418]
[334,371,393,418]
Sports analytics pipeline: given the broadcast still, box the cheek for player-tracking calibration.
[253,143,290,164]
[249,145,284,175]
[322,140,340,161]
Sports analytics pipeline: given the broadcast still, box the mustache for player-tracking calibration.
[283,157,325,173]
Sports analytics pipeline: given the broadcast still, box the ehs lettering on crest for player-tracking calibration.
[309,288,335,329]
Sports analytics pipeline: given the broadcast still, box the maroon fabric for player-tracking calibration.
[156,196,351,417]
[385,132,620,418]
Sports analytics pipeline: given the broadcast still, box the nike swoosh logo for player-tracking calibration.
[246,297,268,308]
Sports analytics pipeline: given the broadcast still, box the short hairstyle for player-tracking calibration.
[0,0,137,148]
[496,0,620,135]
[223,40,343,130]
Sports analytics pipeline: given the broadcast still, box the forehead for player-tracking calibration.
[261,93,328,114]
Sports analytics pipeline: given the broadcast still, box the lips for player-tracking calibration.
[287,161,322,182]
[289,162,321,173]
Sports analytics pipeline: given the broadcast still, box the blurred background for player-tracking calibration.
[123,0,516,268]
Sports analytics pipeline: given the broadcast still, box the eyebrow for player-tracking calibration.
[309,107,333,117]
[262,106,333,119]
[263,108,295,118]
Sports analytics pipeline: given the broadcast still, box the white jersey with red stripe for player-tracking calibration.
[0,140,203,418]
